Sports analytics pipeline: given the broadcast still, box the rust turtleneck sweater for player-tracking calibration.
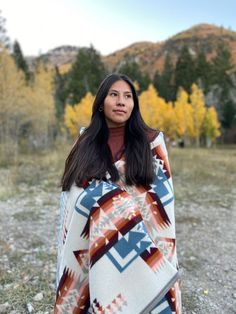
[108,126,158,163]
[108,126,125,162]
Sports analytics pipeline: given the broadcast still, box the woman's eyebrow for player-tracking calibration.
[109,89,132,94]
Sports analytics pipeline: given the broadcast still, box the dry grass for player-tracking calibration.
[0,143,71,312]
[0,143,235,312]
[170,146,236,208]
[0,142,71,200]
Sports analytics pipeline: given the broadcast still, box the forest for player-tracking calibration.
[1,11,236,167]
[0,10,236,313]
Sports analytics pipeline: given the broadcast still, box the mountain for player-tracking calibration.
[26,45,80,73]
[28,24,236,76]
[103,24,236,77]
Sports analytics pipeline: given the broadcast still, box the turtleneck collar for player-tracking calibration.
[108,126,125,162]
[108,125,125,138]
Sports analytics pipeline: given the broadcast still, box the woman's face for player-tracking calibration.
[103,80,134,128]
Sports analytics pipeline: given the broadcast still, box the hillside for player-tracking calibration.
[26,45,80,73]
[29,23,236,76]
[103,24,236,77]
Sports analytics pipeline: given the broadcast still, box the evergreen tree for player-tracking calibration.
[195,50,212,92]
[211,43,233,86]
[0,10,10,47]
[12,40,30,80]
[175,46,196,93]
[153,53,176,101]
[153,70,163,94]
[66,45,106,104]
[118,60,150,92]
[211,43,235,128]
[222,101,236,129]
[141,72,151,92]
[54,65,68,119]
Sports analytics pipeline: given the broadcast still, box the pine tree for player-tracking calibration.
[153,53,176,101]
[54,65,68,120]
[211,43,235,129]
[0,10,10,47]
[118,60,150,92]
[222,101,236,129]
[195,50,212,92]
[12,40,30,81]
[175,46,196,93]
[212,43,233,86]
[153,70,162,95]
[66,45,106,104]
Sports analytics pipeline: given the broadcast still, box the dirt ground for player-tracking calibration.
[0,147,236,313]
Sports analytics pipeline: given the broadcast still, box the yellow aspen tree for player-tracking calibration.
[203,106,221,147]
[156,96,168,132]
[139,84,165,130]
[189,83,206,146]
[162,101,176,140]
[29,62,56,147]
[0,47,27,161]
[174,88,194,144]
[64,92,94,137]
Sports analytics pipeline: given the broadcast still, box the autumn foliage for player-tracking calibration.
[0,47,55,162]
[0,46,221,165]
[139,84,221,146]
[64,92,94,137]
[63,82,221,146]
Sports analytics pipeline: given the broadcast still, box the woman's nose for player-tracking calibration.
[116,94,125,105]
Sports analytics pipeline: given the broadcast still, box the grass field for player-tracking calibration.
[0,143,235,313]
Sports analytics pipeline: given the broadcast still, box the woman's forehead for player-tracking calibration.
[109,80,132,92]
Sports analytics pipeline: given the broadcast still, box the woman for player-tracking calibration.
[55,74,181,313]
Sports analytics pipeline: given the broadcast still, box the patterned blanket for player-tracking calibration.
[54,132,181,313]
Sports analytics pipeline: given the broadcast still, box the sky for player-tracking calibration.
[1,0,236,56]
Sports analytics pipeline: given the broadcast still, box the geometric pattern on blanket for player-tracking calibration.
[106,221,154,272]
[91,293,128,314]
[54,132,182,314]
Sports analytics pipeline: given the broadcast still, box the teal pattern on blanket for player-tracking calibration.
[54,132,182,314]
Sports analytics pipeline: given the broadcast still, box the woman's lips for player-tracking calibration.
[113,109,126,114]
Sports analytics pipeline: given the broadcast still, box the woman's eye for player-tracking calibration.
[125,94,132,99]
[110,92,117,97]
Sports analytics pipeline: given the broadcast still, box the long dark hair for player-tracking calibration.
[61,73,157,191]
